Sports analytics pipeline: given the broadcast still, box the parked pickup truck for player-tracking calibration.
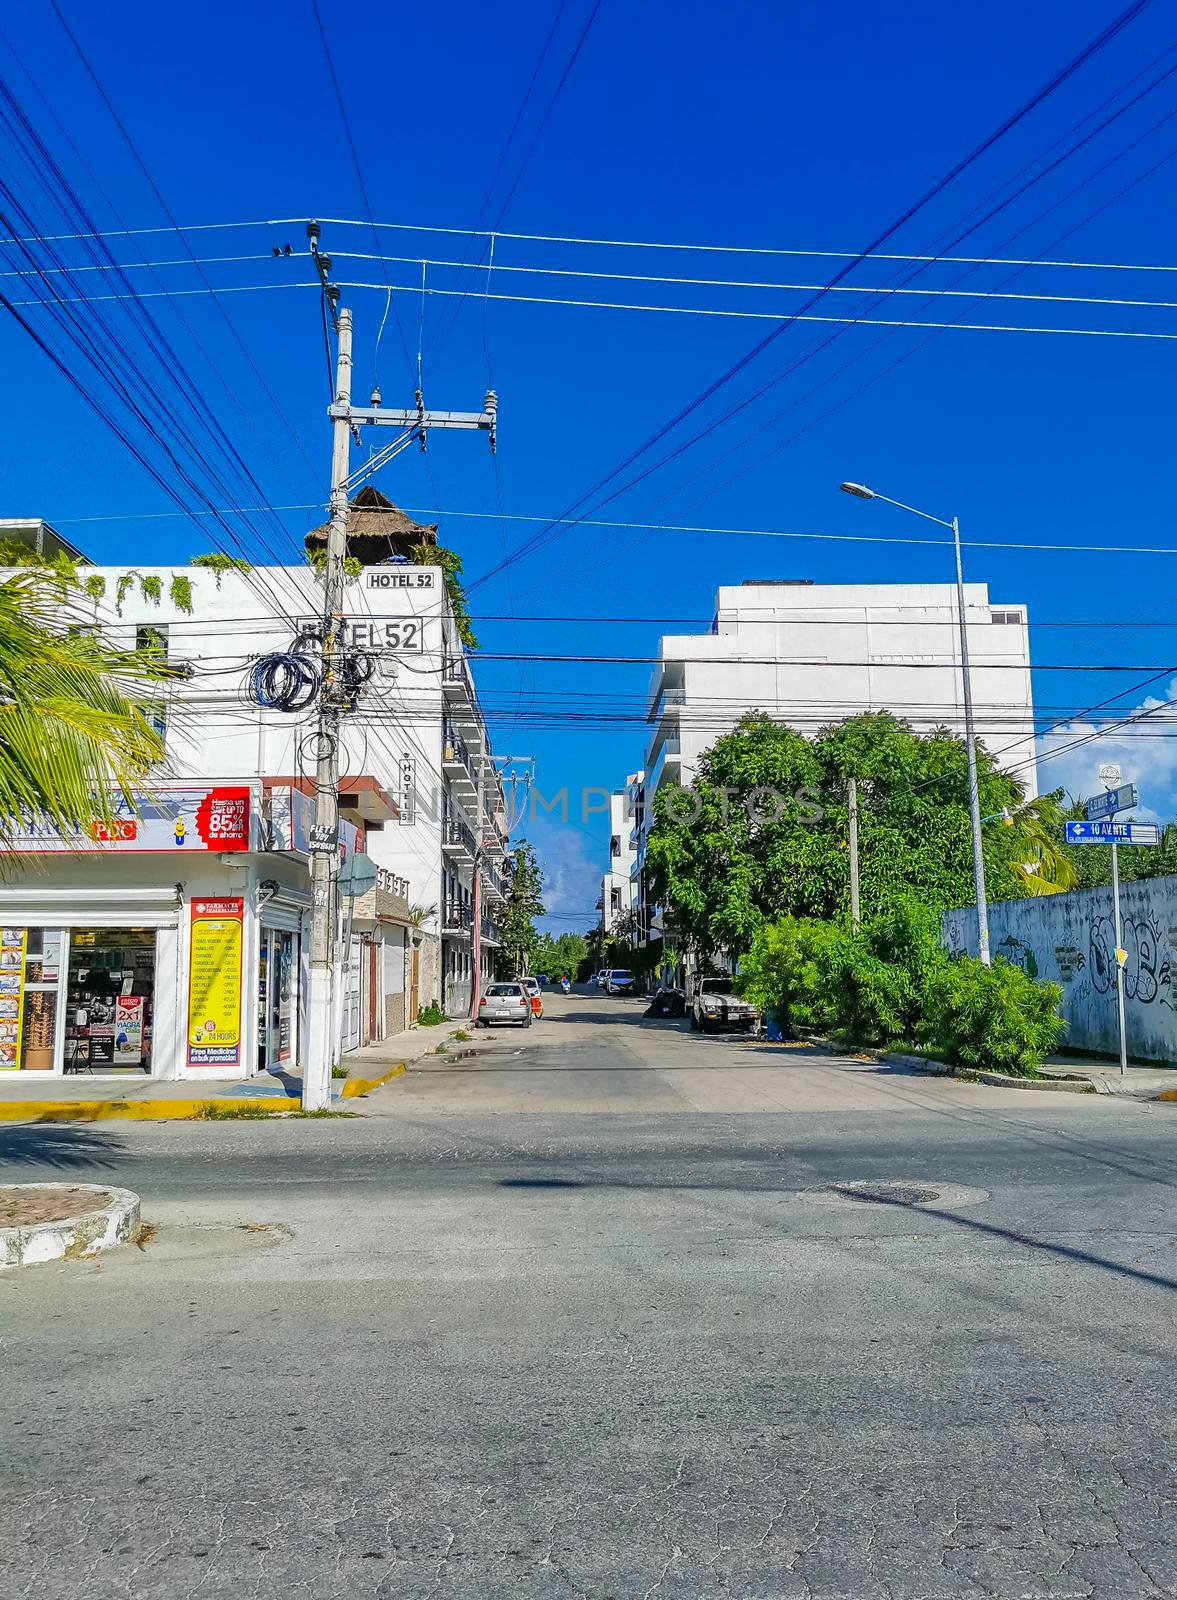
[690,977,760,1034]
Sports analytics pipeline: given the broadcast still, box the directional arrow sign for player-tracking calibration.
[1085,784,1137,821]
[1065,820,1159,845]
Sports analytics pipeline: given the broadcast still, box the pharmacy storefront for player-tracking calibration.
[0,782,347,1082]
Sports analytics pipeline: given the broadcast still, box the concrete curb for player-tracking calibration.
[0,1098,301,1124]
[340,1063,406,1098]
[803,1037,1101,1094]
[0,1182,140,1269]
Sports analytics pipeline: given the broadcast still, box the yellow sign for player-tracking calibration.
[0,927,27,1070]
[187,898,243,1067]
[1115,946,1128,967]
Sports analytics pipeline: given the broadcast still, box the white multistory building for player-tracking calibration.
[0,498,510,1084]
[600,774,642,936]
[630,577,1037,947]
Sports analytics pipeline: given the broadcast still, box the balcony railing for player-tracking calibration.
[376,866,410,899]
[442,652,473,698]
[481,860,508,902]
[442,720,478,788]
[443,903,473,934]
[443,812,477,856]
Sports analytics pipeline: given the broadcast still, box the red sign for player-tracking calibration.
[195,788,250,851]
[91,818,138,843]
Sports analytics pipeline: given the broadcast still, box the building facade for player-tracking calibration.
[600,774,642,936]
[630,578,1037,951]
[0,533,509,1079]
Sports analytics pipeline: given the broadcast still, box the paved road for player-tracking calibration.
[3,994,1176,1598]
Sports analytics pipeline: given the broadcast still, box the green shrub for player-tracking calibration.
[740,895,1063,1073]
[417,1000,447,1026]
[921,958,1063,1076]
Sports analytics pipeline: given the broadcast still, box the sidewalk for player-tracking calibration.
[0,1018,477,1122]
[1039,1053,1177,1097]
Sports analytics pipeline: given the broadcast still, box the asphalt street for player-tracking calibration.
[3,992,1176,1599]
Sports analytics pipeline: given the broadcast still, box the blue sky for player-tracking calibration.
[3,1,1177,929]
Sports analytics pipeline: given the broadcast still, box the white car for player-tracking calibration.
[604,969,636,995]
[595,970,609,990]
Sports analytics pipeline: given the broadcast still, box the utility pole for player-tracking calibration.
[953,515,992,967]
[303,305,348,1113]
[839,484,992,965]
[847,778,861,930]
[301,225,497,1107]
[304,302,352,1110]
[1110,837,1128,1078]
[470,742,487,1020]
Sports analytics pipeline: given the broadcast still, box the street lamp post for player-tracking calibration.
[839,482,992,966]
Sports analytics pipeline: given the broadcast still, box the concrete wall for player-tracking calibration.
[942,876,1177,1064]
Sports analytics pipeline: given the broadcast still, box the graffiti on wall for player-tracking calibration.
[1088,911,1173,1007]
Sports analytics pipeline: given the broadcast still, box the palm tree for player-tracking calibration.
[0,571,166,846]
[1005,792,1078,896]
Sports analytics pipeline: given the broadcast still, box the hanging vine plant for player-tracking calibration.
[409,541,477,649]
[169,575,194,614]
[190,552,253,589]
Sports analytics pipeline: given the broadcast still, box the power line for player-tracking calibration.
[333,249,1177,313]
[43,501,1177,561]
[464,3,1166,598]
[333,277,1177,340]
[39,3,322,493]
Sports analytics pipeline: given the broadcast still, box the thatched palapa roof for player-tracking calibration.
[305,486,438,566]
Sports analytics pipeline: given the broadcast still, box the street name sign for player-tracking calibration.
[1065,820,1159,845]
[1085,784,1137,821]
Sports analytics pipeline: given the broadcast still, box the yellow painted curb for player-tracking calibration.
[0,1098,298,1123]
[1156,1088,1177,1102]
[340,1063,406,1098]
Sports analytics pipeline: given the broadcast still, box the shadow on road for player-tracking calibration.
[494,1170,1177,1293]
[0,1122,125,1171]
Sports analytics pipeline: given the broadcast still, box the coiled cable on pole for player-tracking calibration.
[249,650,321,712]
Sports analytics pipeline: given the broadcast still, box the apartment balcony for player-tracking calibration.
[442,652,474,701]
[442,812,477,860]
[481,860,508,904]
[645,735,681,799]
[442,721,478,798]
[480,916,502,948]
[442,903,473,940]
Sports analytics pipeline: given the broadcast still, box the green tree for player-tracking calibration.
[534,930,589,976]
[646,711,1043,958]
[500,842,545,977]
[0,571,166,846]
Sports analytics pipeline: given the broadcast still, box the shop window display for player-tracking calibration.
[65,929,156,1072]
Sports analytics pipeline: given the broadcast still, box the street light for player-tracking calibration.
[838,479,992,966]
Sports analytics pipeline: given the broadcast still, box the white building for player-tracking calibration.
[600,773,642,935]
[0,498,510,1083]
[632,577,1037,942]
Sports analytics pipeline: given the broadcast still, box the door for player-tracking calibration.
[410,944,420,1024]
[258,930,296,1074]
[367,943,378,1041]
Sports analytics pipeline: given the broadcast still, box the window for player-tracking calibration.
[990,610,1022,625]
[136,623,169,656]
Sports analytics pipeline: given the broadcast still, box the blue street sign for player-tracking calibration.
[1085,784,1137,821]
[1065,820,1159,845]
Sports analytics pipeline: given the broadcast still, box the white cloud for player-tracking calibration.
[525,813,604,935]
[1036,676,1177,819]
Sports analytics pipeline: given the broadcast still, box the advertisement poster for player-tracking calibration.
[114,996,144,1066]
[276,937,293,1063]
[187,898,244,1067]
[0,928,27,1070]
[6,785,252,854]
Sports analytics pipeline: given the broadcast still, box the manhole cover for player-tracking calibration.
[828,1181,940,1207]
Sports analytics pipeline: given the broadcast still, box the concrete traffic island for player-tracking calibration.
[0,1182,140,1269]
